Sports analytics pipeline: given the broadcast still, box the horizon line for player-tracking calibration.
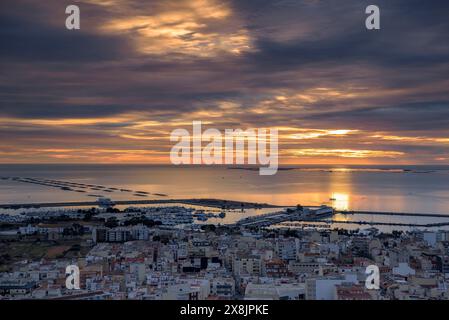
[0,163,446,166]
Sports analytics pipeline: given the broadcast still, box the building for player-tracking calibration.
[211,277,235,299]
[288,261,320,275]
[334,283,372,300]
[106,229,131,242]
[92,226,150,243]
[275,238,299,260]
[244,283,305,300]
[306,274,358,300]
[233,257,262,276]
[264,259,291,278]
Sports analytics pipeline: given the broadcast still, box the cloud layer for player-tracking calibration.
[1,0,449,164]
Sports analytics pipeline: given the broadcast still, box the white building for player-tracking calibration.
[306,274,358,300]
[275,238,299,261]
[393,263,416,277]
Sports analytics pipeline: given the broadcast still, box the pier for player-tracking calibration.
[234,206,334,228]
[322,220,449,228]
[338,210,449,219]
[235,210,296,228]
[233,207,449,229]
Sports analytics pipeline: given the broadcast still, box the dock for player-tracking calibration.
[338,210,449,219]
[322,220,449,228]
[233,207,449,229]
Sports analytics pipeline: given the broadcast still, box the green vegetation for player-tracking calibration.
[0,237,90,271]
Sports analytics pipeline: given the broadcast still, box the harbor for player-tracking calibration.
[234,205,334,228]
[2,197,449,230]
[233,206,449,230]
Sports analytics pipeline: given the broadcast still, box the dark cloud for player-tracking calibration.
[303,102,449,132]
[0,6,132,63]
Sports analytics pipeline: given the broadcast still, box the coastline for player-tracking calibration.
[0,198,285,210]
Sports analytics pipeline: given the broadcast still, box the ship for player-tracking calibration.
[97,197,115,208]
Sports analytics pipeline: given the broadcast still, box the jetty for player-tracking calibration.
[338,210,449,219]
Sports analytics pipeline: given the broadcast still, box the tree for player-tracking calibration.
[201,224,216,233]
[106,207,120,213]
[284,229,297,238]
[105,217,118,228]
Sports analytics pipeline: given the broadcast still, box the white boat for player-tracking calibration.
[97,197,115,208]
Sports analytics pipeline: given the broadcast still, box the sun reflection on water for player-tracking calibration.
[330,192,349,211]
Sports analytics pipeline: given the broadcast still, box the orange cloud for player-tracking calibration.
[372,134,449,144]
[291,149,404,158]
[98,0,252,57]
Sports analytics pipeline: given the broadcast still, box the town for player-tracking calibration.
[1,203,448,300]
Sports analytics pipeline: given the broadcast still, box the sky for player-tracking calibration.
[0,0,449,165]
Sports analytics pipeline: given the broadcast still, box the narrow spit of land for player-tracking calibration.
[322,220,449,228]
[0,199,284,210]
[337,210,449,219]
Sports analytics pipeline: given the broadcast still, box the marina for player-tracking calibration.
[232,205,449,230]
[234,205,334,228]
[2,167,449,232]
